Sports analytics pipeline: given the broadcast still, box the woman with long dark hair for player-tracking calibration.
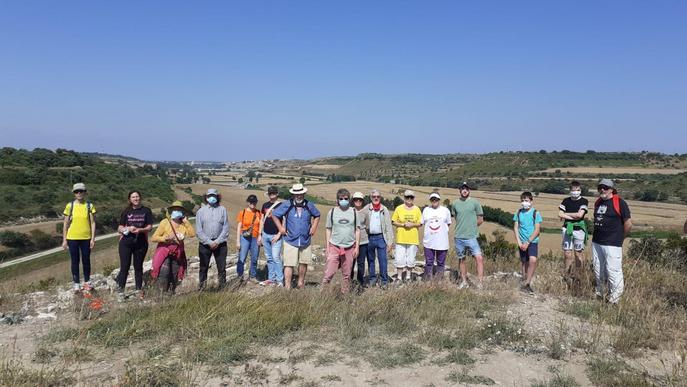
[116,191,153,301]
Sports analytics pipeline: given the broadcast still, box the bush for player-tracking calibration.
[29,230,60,250]
[627,234,687,268]
[0,231,32,248]
[482,206,514,228]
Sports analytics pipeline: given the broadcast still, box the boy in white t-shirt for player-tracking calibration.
[421,192,452,281]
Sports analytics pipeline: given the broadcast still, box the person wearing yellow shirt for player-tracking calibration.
[391,190,422,284]
[62,183,97,292]
[151,201,196,294]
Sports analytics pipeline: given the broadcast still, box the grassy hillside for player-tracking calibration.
[0,147,175,223]
[301,151,687,203]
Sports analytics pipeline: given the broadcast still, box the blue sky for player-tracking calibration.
[1,1,685,161]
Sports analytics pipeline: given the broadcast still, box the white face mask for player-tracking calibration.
[521,201,532,210]
[570,190,581,199]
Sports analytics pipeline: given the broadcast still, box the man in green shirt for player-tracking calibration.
[451,182,485,289]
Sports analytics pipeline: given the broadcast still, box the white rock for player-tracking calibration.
[36,312,57,321]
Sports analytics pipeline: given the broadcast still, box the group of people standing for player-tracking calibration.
[61,177,634,304]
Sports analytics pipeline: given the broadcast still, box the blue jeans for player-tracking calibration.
[350,243,368,285]
[262,232,284,283]
[455,238,483,259]
[67,239,91,284]
[238,235,260,278]
[367,234,389,285]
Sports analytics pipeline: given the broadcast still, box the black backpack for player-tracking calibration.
[67,200,93,229]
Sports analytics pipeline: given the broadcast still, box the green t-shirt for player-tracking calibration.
[451,197,483,239]
[326,207,361,248]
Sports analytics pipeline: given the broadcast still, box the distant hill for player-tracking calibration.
[295,151,687,204]
[0,147,175,223]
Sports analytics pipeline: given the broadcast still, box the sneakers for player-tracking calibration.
[82,282,93,292]
[72,283,81,292]
[521,283,534,294]
[117,291,126,303]
[457,281,469,290]
[259,280,274,286]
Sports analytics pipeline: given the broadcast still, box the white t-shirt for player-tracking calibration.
[421,206,452,250]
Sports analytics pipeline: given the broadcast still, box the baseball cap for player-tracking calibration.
[72,183,86,192]
[598,178,615,189]
[403,190,415,197]
[429,192,441,200]
[352,191,365,200]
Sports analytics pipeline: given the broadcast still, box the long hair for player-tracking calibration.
[125,190,142,212]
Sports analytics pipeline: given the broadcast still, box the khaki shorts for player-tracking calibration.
[283,243,313,267]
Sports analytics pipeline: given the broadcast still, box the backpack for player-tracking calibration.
[330,207,357,228]
[67,200,93,230]
[516,208,538,225]
[284,200,312,222]
[594,195,623,218]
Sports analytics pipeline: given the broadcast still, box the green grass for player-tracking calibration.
[0,358,74,386]
[45,284,514,369]
[586,357,652,387]
[445,369,495,385]
[0,236,119,281]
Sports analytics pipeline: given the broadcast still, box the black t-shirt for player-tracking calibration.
[592,197,631,247]
[262,201,283,235]
[559,197,589,227]
[119,206,154,241]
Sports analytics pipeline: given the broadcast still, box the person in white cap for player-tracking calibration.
[272,183,321,289]
[451,182,485,289]
[592,178,632,304]
[350,191,370,287]
[195,188,230,290]
[421,191,452,281]
[391,190,422,283]
[62,183,97,292]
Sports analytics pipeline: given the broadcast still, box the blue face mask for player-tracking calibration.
[339,199,350,208]
[207,196,218,205]
[171,210,183,219]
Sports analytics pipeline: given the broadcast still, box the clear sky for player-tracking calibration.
[1,1,685,161]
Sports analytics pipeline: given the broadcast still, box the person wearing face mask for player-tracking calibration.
[592,179,632,304]
[391,190,423,284]
[558,181,589,289]
[62,183,97,292]
[365,189,394,288]
[513,192,543,293]
[322,188,361,294]
[116,190,153,301]
[421,192,452,281]
[236,194,262,283]
[349,192,370,288]
[196,188,230,290]
[272,184,321,289]
[451,182,485,289]
[151,201,196,294]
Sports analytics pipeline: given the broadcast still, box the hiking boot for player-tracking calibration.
[259,280,274,286]
[117,291,126,303]
[457,281,469,290]
[521,284,534,294]
[72,283,81,293]
[82,282,93,292]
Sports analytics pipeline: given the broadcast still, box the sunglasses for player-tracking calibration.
[74,190,86,194]
[404,196,415,199]
[371,195,381,199]
[597,186,611,191]
[339,197,350,200]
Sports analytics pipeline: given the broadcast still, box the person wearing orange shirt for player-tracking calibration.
[236,194,262,282]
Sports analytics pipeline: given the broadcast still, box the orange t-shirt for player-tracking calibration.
[236,208,262,238]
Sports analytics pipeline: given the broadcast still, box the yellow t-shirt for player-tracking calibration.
[63,201,96,240]
[392,205,422,245]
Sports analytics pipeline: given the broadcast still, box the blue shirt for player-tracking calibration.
[513,208,543,244]
[272,200,321,247]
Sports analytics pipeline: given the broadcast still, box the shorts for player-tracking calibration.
[519,242,539,263]
[562,228,586,251]
[283,243,312,267]
[455,238,482,259]
[394,244,418,268]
